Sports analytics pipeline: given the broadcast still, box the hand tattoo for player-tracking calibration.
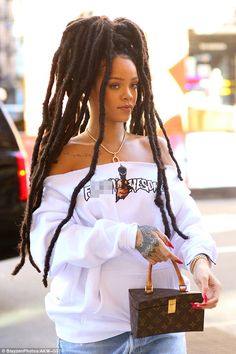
[136,225,159,259]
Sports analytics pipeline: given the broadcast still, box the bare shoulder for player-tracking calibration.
[133,134,175,167]
[48,133,93,176]
[157,136,175,167]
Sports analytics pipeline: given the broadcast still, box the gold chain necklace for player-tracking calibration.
[86,128,126,163]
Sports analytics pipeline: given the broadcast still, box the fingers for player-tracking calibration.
[191,295,219,309]
[202,280,221,309]
[136,225,183,265]
[148,237,183,264]
[170,254,184,265]
[191,286,220,310]
[153,232,183,264]
[153,229,174,249]
[192,272,222,310]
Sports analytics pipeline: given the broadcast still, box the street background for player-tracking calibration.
[1,197,236,353]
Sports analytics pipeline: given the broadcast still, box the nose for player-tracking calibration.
[121,86,133,101]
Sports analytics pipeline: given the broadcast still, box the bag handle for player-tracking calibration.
[145,261,187,294]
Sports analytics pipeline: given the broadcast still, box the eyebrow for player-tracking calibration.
[109,76,139,81]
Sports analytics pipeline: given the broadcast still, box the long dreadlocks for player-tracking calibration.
[12,16,188,287]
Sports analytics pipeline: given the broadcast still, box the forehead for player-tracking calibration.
[98,56,138,79]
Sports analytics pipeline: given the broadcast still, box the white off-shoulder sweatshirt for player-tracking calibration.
[30,162,217,343]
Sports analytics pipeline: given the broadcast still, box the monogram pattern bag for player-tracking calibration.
[129,261,204,338]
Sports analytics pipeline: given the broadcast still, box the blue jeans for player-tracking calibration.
[58,331,187,354]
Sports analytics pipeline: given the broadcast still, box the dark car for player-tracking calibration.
[0,102,28,260]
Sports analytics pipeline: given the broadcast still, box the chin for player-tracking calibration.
[107,116,131,124]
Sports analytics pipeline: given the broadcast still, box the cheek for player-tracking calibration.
[104,90,116,109]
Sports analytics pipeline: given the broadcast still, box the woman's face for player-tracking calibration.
[89,56,139,123]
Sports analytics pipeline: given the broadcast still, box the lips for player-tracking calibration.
[118,105,133,109]
[118,105,133,113]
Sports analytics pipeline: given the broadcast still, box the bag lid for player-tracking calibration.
[129,288,202,310]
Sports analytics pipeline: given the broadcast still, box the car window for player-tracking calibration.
[0,107,18,149]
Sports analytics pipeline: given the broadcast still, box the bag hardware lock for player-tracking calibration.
[168,299,176,314]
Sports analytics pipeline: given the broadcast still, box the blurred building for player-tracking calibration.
[0,0,24,130]
[182,11,236,190]
[0,0,15,101]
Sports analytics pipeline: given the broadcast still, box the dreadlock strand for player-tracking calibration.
[11,235,26,275]
[30,124,48,177]
[144,106,172,237]
[32,20,112,203]
[46,20,110,159]
[42,20,114,286]
[42,110,105,286]
[42,162,98,286]
[154,109,183,180]
[116,18,185,240]
[129,20,181,235]
[161,169,189,239]
[14,17,110,278]
[79,105,90,133]
[29,49,63,173]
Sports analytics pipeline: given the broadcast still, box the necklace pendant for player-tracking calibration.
[112,155,119,163]
[86,129,126,163]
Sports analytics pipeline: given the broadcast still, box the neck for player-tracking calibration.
[86,123,126,163]
[86,122,125,145]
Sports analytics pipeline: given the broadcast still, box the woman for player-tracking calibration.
[13,16,221,353]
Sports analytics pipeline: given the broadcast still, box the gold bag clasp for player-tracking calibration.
[168,299,176,314]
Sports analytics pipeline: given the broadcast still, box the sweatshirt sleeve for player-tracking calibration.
[30,183,138,276]
[169,179,217,271]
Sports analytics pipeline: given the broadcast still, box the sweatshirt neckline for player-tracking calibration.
[44,161,176,182]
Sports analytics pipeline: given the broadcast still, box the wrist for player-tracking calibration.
[135,228,143,248]
[190,254,211,274]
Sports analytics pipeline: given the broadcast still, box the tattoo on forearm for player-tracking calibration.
[136,225,159,258]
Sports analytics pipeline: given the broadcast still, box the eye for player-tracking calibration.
[109,83,120,89]
[131,82,139,89]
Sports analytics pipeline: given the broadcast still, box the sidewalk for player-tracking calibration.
[186,328,235,354]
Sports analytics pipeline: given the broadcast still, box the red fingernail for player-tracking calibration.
[191,303,198,309]
[167,241,174,249]
[203,293,208,303]
[176,259,183,264]
[191,303,200,309]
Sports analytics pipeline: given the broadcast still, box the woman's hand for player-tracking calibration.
[192,259,222,309]
[135,225,183,265]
